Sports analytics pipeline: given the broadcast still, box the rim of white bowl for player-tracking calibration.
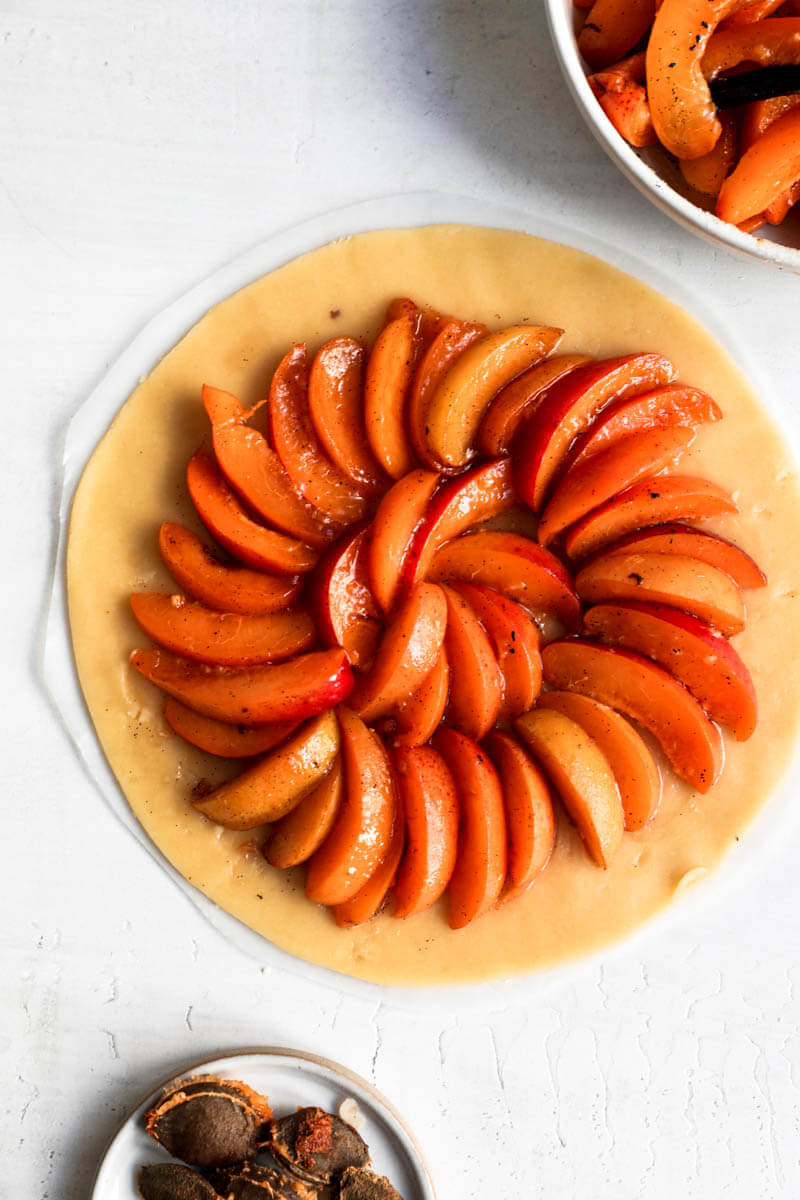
[544,0,800,273]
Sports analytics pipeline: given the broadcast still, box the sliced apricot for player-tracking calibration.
[584,600,758,740]
[389,647,450,748]
[391,745,460,918]
[568,384,722,469]
[477,354,592,458]
[536,691,661,831]
[193,711,340,830]
[514,353,677,511]
[305,708,396,905]
[601,524,766,589]
[718,106,800,226]
[578,0,656,69]
[433,728,507,929]
[368,469,440,613]
[401,459,516,590]
[164,699,298,759]
[424,324,563,469]
[312,526,382,670]
[187,448,318,575]
[450,583,542,718]
[515,708,624,868]
[408,319,488,467]
[541,639,724,793]
[575,550,745,636]
[130,646,353,725]
[483,732,555,899]
[130,593,315,667]
[307,337,385,493]
[158,523,302,615]
[428,531,581,631]
[440,585,503,740]
[202,384,243,425]
[333,794,406,927]
[206,388,333,548]
[265,757,343,868]
[268,344,369,525]
[538,426,694,547]
[364,307,419,479]
[349,583,447,721]
[565,475,738,559]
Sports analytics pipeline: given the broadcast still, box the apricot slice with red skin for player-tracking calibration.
[483,732,555,899]
[538,426,694,547]
[158,523,302,616]
[307,337,385,494]
[306,708,396,905]
[349,583,448,722]
[187,449,319,575]
[536,690,661,831]
[164,699,299,759]
[312,526,382,670]
[600,524,766,589]
[391,744,460,918]
[130,646,353,726]
[584,601,758,740]
[564,475,738,560]
[450,583,542,718]
[428,531,581,631]
[577,0,656,69]
[568,384,722,470]
[514,353,677,511]
[265,757,343,868]
[478,354,592,458]
[433,728,507,929]
[333,792,406,927]
[541,639,724,793]
[440,585,503,740]
[193,711,340,830]
[205,387,334,550]
[407,319,488,467]
[268,344,369,525]
[575,551,745,636]
[515,707,624,868]
[364,308,420,479]
[424,324,563,469]
[130,593,315,667]
[401,459,516,590]
[368,469,440,614]
[388,647,450,748]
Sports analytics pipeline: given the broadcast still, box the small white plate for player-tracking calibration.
[91,1047,436,1200]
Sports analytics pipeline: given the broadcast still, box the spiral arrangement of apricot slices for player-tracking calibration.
[130,296,765,930]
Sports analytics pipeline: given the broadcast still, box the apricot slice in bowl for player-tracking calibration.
[264,757,343,868]
[515,707,624,868]
[433,728,507,929]
[537,426,694,547]
[158,523,302,616]
[192,711,340,830]
[440,584,503,740]
[541,639,724,793]
[429,530,581,631]
[305,708,396,906]
[424,324,563,469]
[514,352,677,511]
[536,691,661,831]
[583,601,758,740]
[130,593,315,667]
[450,583,542,718]
[564,475,738,560]
[483,731,556,899]
[575,550,746,636]
[130,647,353,726]
[391,744,460,919]
[599,524,766,589]
[187,449,319,576]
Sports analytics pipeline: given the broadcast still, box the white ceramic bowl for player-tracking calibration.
[545,0,800,271]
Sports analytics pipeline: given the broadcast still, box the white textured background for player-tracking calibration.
[3,2,800,1197]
